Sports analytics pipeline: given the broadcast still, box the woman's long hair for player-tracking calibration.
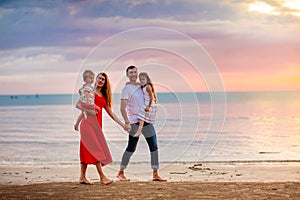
[95,72,112,108]
[139,72,158,103]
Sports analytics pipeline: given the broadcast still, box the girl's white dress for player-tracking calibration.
[137,85,157,124]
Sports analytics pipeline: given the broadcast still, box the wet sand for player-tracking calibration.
[1,181,300,199]
[1,162,300,199]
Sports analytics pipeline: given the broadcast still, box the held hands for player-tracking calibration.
[124,124,131,132]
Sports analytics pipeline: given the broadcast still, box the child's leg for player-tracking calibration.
[74,113,84,131]
[133,120,144,137]
[81,103,92,120]
[83,111,88,120]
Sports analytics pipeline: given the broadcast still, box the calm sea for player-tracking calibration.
[0,92,299,166]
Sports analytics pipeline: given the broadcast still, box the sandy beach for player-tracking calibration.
[1,161,299,199]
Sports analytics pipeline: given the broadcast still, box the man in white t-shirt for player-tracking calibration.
[117,65,166,181]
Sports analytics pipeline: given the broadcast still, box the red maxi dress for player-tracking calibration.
[79,94,112,166]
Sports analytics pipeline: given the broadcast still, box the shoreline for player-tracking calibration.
[1,161,299,185]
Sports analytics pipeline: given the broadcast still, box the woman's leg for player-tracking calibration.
[79,163,91,184]
[95,162,113,185]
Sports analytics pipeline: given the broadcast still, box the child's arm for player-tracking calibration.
[76,113,84,123]
[83,86,93,105]
[145,85,153,112]
[84,93,90,105]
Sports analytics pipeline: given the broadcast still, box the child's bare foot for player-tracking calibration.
[133,130,142,137]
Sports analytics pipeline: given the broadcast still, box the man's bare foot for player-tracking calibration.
[152,175,167,182]
[79,178,92,185]
[117,171,130,181]
[153,170,167,182]
[100,177,113,185]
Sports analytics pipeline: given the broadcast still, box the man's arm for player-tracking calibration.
[120,99,129,122]
[120,99,131,132]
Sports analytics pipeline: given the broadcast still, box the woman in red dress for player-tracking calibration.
[76,72,125,185]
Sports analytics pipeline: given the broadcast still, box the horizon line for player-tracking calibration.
[0,90,299,96]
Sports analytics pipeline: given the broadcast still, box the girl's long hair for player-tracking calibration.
[95,72,112,108]
[139,72,158,103]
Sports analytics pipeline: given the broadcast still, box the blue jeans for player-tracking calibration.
[120,123,159,169]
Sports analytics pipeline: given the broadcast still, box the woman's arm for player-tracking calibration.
[104,104,125,129]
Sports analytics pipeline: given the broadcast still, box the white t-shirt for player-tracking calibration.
[120,84,144,123]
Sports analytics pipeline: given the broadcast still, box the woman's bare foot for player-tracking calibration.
[79,178,92,185]
[100,177,113,185]
[117,171,130,181]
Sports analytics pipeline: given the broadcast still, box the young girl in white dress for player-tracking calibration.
[133,72,158,137]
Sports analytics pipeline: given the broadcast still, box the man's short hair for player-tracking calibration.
[126,65,137,74]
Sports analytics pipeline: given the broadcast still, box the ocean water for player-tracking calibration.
[0,92,299,166]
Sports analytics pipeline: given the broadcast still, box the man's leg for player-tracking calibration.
[143,123,166,181]
[117,124,139,181]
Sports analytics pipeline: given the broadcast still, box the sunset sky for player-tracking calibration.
[0,0,299,94]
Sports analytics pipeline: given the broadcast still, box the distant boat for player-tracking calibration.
[10,96,18,99]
